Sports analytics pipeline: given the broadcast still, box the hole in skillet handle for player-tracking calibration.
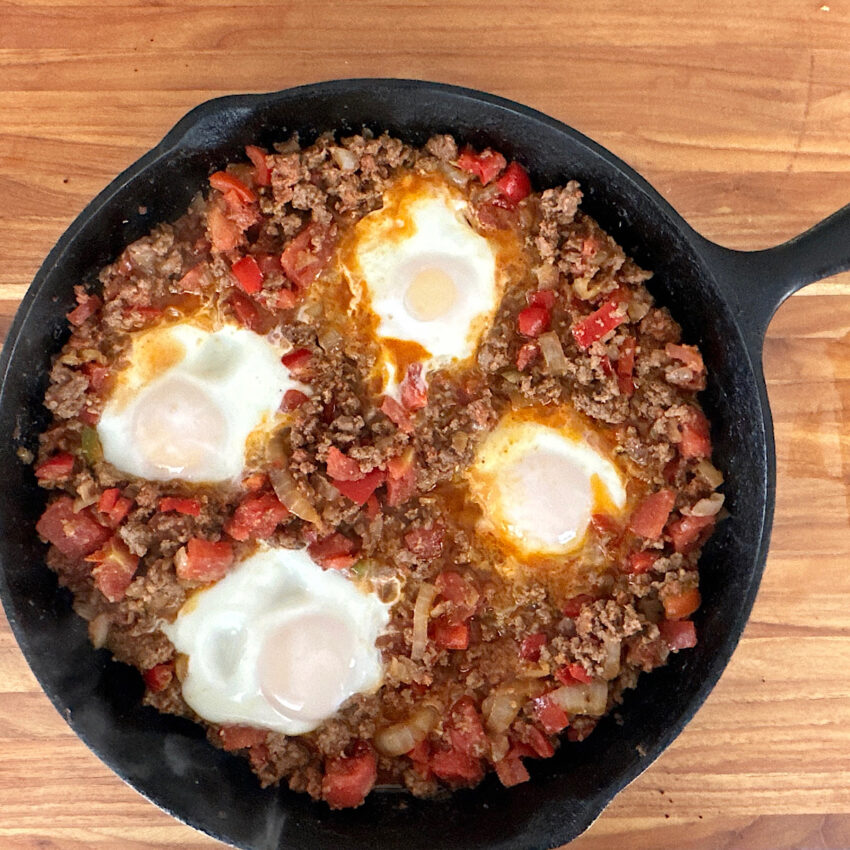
[0,79,784,850]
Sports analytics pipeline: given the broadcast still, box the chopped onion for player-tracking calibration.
[269,466,320,524]
[373,706,438,757]
[549,681,608,716]
[330,146,359,172]
[626,298,651,322]
[490,733,510,763]
[88,613,110,649]
[374,722,418,757]
[317,326,342,353]
[689,492,725,517]
[72,478,100,513]
[600,640,622,681]
[174,653,189,683]
[437,161,471,188]
[411,582,437,660]
[538,331,569,376]
[533,263,560,290]
[695,459,724,488]
[482,686,523,734]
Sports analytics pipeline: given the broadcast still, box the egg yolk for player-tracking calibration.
[258,613,356,722]
[403,266,458,321]
[132,376,228,477]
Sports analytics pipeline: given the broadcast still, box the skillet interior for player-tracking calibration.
[0,80,771,850]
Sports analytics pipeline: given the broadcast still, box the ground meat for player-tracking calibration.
[30,131,719,809]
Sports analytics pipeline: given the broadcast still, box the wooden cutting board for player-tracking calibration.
[1,2,848,848]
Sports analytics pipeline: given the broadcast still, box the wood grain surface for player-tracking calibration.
[1,2,849,848]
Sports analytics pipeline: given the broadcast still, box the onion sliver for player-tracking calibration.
[689,492,725,517]
[411,582,437,660]
[549,681,608,716]
[538,331,568,376]
[482,687,523,734]
[269,466,320,524]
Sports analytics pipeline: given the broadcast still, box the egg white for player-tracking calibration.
[97,322,306,483]
[162,545,391,735]
[467,414,627,557]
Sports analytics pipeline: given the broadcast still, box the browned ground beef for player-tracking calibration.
[32,130,723,808]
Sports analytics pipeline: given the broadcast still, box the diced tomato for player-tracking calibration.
[34,452,74,481]
[245,145,271,187]
[36,497,110,560]
[662,588,702,621]
[380,395,413,434]
[456,147,507,185]
[658,619,698,650]
[533,695,569,735]
[562,593,595,618]
[326,446,363,482]
[281,389,309,411]
[158,497,201,517]
[365,493,381,520]
[434,570,478,623]
[81,361,110,393]
[665,342,704,373]
[227,290,261,331]
[571,296,628,350]
[520,632,547,662]
[280,222,337,289]
[628,489,676,539]
[386,449,417,507]
[429,747,483,784]
[516,341,539,371]
[218,724,268,751]
[224,492,290,541]
[231,255,264,294]
[86,536,139,603]
[281,347,312,374]
[322,744,377,809]
[308,532,359,570]
[447,697,488,757]
[177,538,235,583]
[626,550,659,574]
[528,289,556,310]
[405,526,445,559]
[333,468,386,506]
[523,724,556,758]
[400,363,428,411]
[679,408,712,459]
[176,264,206,293]
[207,204,244,252]
[616,336,636,396]
[143,662,174,694]
[556,663,593,686]
[494,161,532,208]
[67,289,102,327]
[209,171,257,203]
[97,488,133,527]
[495,755,530,788]
[517,305,550,337]
[431,618,469,650]
[667,513,715,554]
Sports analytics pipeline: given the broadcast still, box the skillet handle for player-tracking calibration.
[702,203,850,361]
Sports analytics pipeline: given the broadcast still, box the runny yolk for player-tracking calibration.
[404,266,458,321]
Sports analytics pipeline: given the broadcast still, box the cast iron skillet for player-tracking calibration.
[1,79,849,850]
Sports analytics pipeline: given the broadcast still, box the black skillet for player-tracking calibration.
[1,79,848,850]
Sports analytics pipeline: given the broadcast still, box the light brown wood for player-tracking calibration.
[0,2,848,847]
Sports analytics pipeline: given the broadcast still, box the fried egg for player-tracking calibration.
[467,409,627,558]
[97,321,306,483]
[341,173,504,389]
[163,545,390,735]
